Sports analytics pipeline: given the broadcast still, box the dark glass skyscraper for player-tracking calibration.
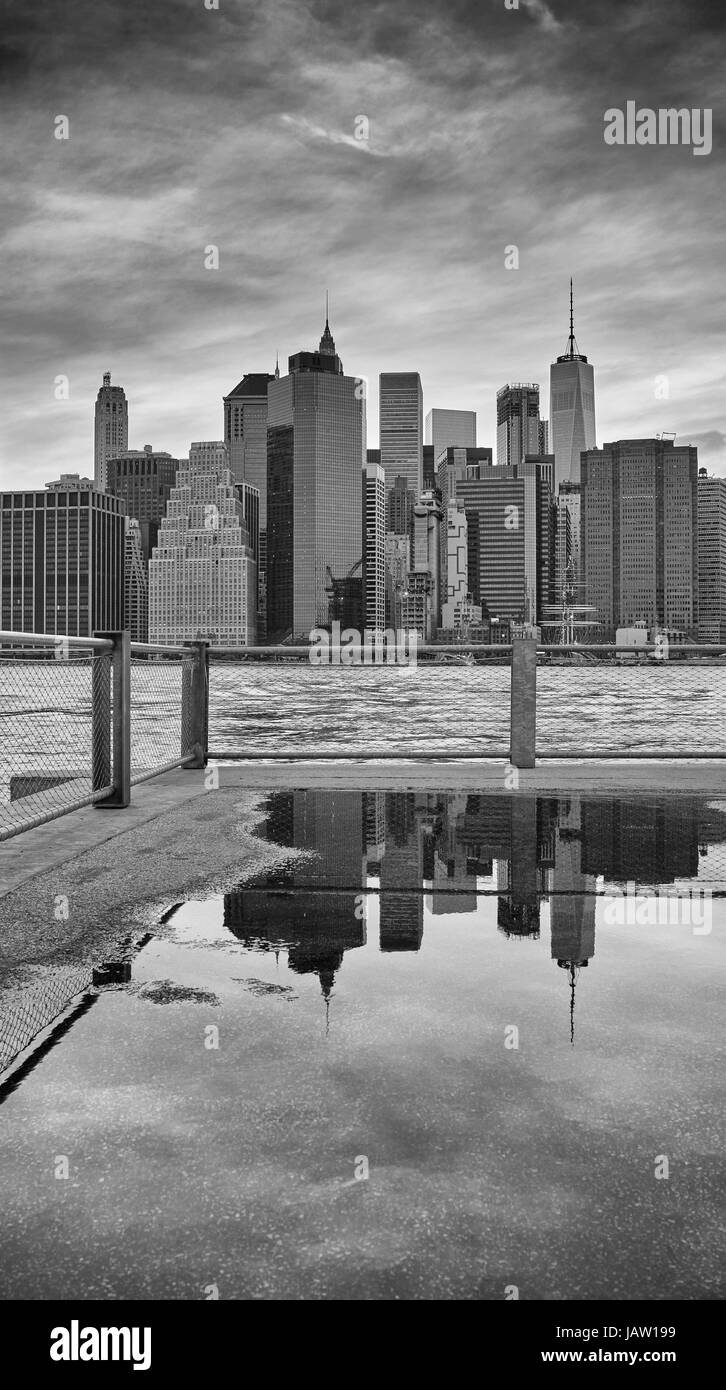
[106,445,179,565]
[581,438,698,637]
[380,372,423,531]
[266,318,365,640]
[223,372,275,639]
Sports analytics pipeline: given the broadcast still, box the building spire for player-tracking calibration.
[558,278,587,362]
[275,350,280,380]
[319,296,337,357]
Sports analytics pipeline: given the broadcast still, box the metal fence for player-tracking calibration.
[0,631,207,841]
[0,633,115,841]
[129,644,196,784]
[2,633,726,845]
[205,640,726,764]
[536,644,726,759]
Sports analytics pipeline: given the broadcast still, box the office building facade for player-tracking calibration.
[496,382,540,469]
[123,517,148,642]
[267,319,365,639]
[380,372,423,529]
[438,448,553,626]
[425,408,476,463]
[94,372,128,492]
[697,472,726,642]
[0,475,124,636]
[149,444,256,646]
[106,445,179,565]
[223,371,275,640]
[580,438,698,637]
[363,460,386,633]
[401,491,442,640]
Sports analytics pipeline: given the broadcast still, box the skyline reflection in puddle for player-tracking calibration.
[0,790,724,1301]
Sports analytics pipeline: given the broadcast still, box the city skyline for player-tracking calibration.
[1,0,724,488]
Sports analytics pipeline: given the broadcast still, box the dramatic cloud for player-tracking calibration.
[1,0,724,486]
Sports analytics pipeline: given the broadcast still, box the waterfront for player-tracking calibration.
[2,663,725,804]
[0,790,724,1300]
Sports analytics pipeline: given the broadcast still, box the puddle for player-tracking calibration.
[0,791,724,1300]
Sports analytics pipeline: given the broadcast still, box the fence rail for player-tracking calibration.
[0,630,206,842]
[2,633,726,842]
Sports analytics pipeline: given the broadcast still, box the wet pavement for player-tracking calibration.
[1,790,724,1300]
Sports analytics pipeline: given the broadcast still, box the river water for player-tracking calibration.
[1,662,725,808]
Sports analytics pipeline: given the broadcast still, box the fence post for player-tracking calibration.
[183,641,209,769]
[510,637,537,769]
[93,630,131,808]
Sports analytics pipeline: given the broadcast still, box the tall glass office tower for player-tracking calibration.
[549,282,596,488]
[266,318,366,640]
[380,372,423,531]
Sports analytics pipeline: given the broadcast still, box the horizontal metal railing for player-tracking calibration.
[0,631,208,843]
[2,632,726,845]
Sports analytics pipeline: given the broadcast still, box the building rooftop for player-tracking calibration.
[224,373,275,400]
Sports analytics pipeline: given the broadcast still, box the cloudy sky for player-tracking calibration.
[1,0,724,489]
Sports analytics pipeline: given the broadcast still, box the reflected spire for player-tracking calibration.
[557,959,581,1046]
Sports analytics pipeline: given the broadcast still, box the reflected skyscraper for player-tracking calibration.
[379,793,425,952]
[224,791,365,998]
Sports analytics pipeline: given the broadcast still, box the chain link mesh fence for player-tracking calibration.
[0,644,113,841]
[130,651,196,782]
[537,650,726,756]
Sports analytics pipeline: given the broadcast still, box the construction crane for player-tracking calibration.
[325,557,362,624]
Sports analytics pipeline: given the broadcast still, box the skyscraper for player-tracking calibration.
[549,282,596,488]
[123,517,148,642]
[580,438,698,637]
[149,443,256,646]
[401,491,442,640]
[223,371,275,640]
[425,408,476,463]
[496,383,540,468]
[440,500,473,630]
[94,371,128,492]
[0,476,124,636]
[438,448,553,627]
[266,317,365,639]
[386,473,415,535]
[106,445,179,564]
[380,372,423,529]
[363,459,386,633]
[697,471,726,642]
[223,372,275,485]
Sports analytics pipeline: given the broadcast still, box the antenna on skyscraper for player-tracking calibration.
[562,277,583,360]
[325,289,330,325]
